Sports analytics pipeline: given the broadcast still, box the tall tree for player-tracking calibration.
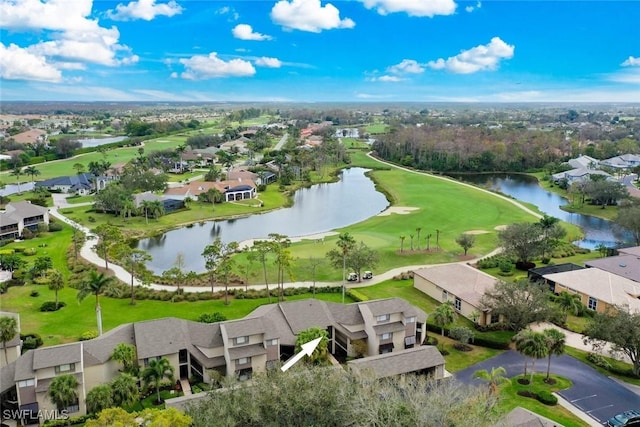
[142,357,175,405]
[399,235,406,253]
[47,270,65,310]
[516,330,548,387]
[432,302,457,336]
[10,167,22,193]
[202,238,239,305]
[327,241,378,283]
[0,316,18,365]
[615,202,640,246]
[543,328,566,380]
[538,215,566,259]
[93,224,123,270]
[498,222,544,265]
[332,232,355,303]
[175,144,187,173]
[114,244,151,305]
[77,270,115,336]
[480,279,552,332]
[248,240,273,303]
[269,233,292,302]
[584,308,640,376]
[49,374,79,413]
[415,227,422,250]
[23,166,40,182]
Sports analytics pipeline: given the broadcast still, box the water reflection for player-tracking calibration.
[137,168,389,274]
[451,173,633,249]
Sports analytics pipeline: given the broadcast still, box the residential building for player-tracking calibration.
[35,173,115,195]
[0,298,440,423]
[551,167,611,184]
[542,267,640,313]
[133,192,185,213]
[601,154,640,170]
[585,253,640,283]
[164,179,257,202]
[567,155,599,170]
[528,263,586,291]
[0,201,49,240]
[413,263,500,326]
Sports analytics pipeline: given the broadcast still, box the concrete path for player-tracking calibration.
[273,133,288,150]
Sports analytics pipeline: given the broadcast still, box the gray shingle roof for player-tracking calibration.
[0,360,16,394]
[83,323,135,366]
[585,255,640,283]
[278,299,334,334]
[619,246,640,257]
[326,302,363,325]
[35,372,83,393]
[347,346,444,379]
[32,343,81,370]
[414,264,498,308]
[373,322,406,334]
[360,298,427,323]
[134,318,188,359]
[221,318,266,339]
[228,344,266,360]
[14,350,35,381]
[500,407,558,427]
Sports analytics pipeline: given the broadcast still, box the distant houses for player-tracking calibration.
[165,179,257,202]
[35,173,115,195]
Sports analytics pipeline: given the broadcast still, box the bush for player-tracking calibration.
[29,290,39,297]
[20,333,43,351]
[48,222,63,232]
[586,352,611,370]
[347,289,369,302]
[43,415,93,427]
[536,391,558,405]
[79,330,98,341]
[39,301,66,311]
[23,248,37,256]
[12,247,25,253]
[197,312,227,323]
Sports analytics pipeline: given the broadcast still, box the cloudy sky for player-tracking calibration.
[1,0,639,103]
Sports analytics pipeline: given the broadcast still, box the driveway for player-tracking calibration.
[456,350,640,425]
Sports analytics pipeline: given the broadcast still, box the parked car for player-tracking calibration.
[362,271,373,279]
[347,273,358,281]
[607,410,640,427]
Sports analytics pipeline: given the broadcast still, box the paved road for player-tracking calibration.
[273,132,288,150]
[456,350,640,425]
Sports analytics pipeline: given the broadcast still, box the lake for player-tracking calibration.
[137,167,389,274]
[450,173,633,249]
[77,136,128,148]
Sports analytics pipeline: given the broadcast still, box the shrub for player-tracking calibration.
[586,352,611,370]
[23,248,37,256]
[197,312,227,323]
[20,333,43,351]
[347,289,369,302]
[43,414,93,427]
[12,247,25,253]
[48,222,63,232]
[29,290,39,297]
[39,301,66,312]
[79,330,98,341]
[471,335,511,350]
[536,391,558,405]
[498,259,513,273]
[88,216,96,223]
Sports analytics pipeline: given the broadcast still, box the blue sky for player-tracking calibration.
[1,0,639,102]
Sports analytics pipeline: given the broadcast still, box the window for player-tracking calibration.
[380,333,392,341]
[588,297,597,311]
[267,339,278,346]
[237,357,250,365]
[18,379,35,387]
[235,336,248,345]
[490,313,500,324]
[66,401,80,413]
[454,297,462,312]
[376,314,390,323]
[55,363,75,374]
[406,316,416,324]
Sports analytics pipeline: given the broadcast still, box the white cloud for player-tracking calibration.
[465,1,481,13]
[0,0,97,32]
[232,24,272,41]
[255,57,282,68]
[216,6,239,20]
[622,56,640,67]
[271,0,355,33]
[359,0,456,17]
[0,42,62,82]
[388,59,424,74]
[179,52,256,80]
[374,75,404,82]
[107,0,183,21]
[427,37,514,74]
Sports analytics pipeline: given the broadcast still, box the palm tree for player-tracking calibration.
[10,167,22,194]
[23,166,41,182]
[336,232,355,303]
[49,374,79,413]
[142,357,174,405]
[0,315,18,365]
[48,270,64,310]
[415,227,422,250]
[399,235,406,253]
[556,291,582,323]
[86,384,114,415]
[77,270,115,336]
[473,366,509,395]
[175,144,187,173]
[121,199,135,220]
[409,234,414,251]
[543,328,566,380]
[111,343,138,375]
[110,373,139,407]
[432,302,457,336]
[515,329,548,386]
[514,329,532,379]
[148,200,164,220]
[140,200,154,224]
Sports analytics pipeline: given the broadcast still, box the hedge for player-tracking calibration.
[425,323,511,350]
[537,391,558,405]
[347,289,369,302]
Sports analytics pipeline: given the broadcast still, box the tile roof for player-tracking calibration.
[619,246,640,257]
[414,264,499,307]
[544,268,640,312]
[347,346,444,379]
[585,255,640,283]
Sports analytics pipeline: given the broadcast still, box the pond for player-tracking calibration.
[76,136,128,148]
[137,167,389,274]
[450,173,633,249]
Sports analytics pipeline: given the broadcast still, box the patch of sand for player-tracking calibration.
[464,230,489,235]
[494,225,508,231]
[377,206,419,216]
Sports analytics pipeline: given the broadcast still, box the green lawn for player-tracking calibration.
[65,194,95,204]
[0,284,353,346]
[434,335,503,372]
[0,224,74,275]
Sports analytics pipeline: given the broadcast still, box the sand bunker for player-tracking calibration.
[464,230,490,235]
[494,225,508,231]
[377,206,419,216]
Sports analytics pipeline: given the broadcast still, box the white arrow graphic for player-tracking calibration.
[280,337,322,372]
